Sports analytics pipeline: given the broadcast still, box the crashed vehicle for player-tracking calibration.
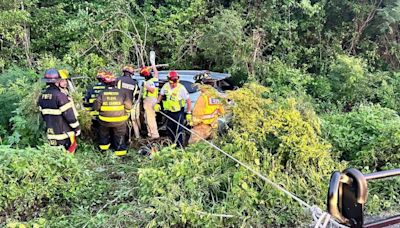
[133,70,235,144]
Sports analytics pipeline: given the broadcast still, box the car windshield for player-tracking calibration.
[180,80,198,93]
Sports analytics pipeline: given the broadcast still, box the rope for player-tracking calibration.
[158,111,349,228]
[311,206,349,228]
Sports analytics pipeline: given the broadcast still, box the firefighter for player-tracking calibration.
[58,69,72,95]
[188,73,225,144]
[117,66,139,101]
[83,71,107,134]
[58,69,79,118]
[117,66,140,139]
[93,72,132,156]
[155,70,192,147]
[38,68,81,153]
[140,64,160,139]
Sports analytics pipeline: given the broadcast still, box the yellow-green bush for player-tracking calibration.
[138,83,342,227]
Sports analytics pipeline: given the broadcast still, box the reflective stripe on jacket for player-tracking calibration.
[83,82,106,116]
[38,85,80,142]
[93,87,132,126]
[117,76,139,101]
[162,83,186,112]
[193,93,224,125]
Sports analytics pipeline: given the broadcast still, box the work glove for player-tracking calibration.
[186,113,193,126]
[154,104,161,112]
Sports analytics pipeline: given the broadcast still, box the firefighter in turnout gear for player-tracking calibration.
[84,71,106,116]
[84,71,107,136]
[93,73,132,156]
[38,68,81,153]
[189,73,225,144]
[156,70,192,147]
[140,65,160,139]
[118,66,140,139]
[117,66,139,101]
[57,69,79,118]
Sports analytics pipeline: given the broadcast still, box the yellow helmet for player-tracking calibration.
[58,69,69,79]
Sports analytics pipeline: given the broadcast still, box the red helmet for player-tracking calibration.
[140,66,151,77]
[122,66,135,74]
[102,72,116,85]
[168,70,179,82]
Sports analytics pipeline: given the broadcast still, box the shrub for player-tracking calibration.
[7,81,45,147]
[255,59,312,98]
[0,67,39,131]
[138,83,341,227]
[198,9,247,71]
[327,54,370,105]
[322,104,400,213]
[321,104,400,171]
[0,145,92,225]
[370,71,400,113]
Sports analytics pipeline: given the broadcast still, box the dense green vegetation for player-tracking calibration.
[1,0,399,227]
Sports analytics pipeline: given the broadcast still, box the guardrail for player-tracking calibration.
[327,168,400,228]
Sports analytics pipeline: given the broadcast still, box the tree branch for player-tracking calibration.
[349,0,383,54]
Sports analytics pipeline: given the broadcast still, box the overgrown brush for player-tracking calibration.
[322,104,400,171]
[45,143,146,228]
[0,145,92,225]
[7,81,44,147]
[322,105,400,212]
[138,83,343,227]
[0,68,40,141]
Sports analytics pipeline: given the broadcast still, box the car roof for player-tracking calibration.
[133,70,231,82]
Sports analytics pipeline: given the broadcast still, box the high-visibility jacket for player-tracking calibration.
[193,93,224,126]
[83,82,106,116]
[162,83,186,112]
[38,85,80,145]
[143,77,159,98]
[117,76,139,102]
[93,87,132,127]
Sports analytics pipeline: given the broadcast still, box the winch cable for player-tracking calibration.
[158,110,348,228]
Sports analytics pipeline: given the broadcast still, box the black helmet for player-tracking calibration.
[194,72,212,84]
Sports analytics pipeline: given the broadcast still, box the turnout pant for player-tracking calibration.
[48,138,71,150]
[91,118,100,139]
[98,121,128,155]
[188,123,214,144]
[165,108,185,147]
[48,133,77,153]
[143,97,159,138]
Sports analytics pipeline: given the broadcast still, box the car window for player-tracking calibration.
[180,80,198,93]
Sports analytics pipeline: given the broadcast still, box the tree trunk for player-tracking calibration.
[21,0,33,68]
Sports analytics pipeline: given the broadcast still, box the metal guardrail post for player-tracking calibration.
[327,168,400,228]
